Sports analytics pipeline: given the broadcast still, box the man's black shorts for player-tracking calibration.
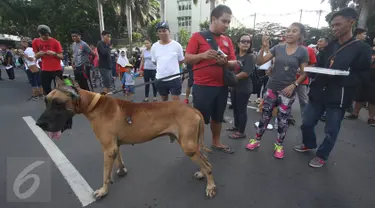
[193,85,228,124]
[354,70,375,104]
[155,77,182,96]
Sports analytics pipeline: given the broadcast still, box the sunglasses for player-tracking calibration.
[240,40,251,44]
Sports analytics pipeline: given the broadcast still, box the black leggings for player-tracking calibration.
[1,67,15,80]
[230,89,251,133]
[40,70,63,94]
[143,70,157,97]
[74,65,91,91]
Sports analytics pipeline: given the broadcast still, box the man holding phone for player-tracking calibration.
[32,25,64,95]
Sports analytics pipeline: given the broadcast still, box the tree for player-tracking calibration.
[178,28,189,49]
[146,19,160,43]
[199,20,210,31]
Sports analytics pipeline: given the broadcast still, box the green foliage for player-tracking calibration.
[146,19,160,43]
[178,28,190,48]
[199,20,210,31]
[132,32,143,42]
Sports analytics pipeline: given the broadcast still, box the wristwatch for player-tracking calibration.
[293,82,299,87]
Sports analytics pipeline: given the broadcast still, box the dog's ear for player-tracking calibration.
[55,76,65,87]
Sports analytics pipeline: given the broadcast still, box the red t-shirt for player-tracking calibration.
[185,32,236,86]
[297,46,317,85]
[32,38,63,71]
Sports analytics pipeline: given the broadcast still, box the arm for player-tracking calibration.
[236,54,255,79]
[295,48,309,85]
[53,40,63,60]
[139,50,145,70]
[97,41,111,56]
[177,43,185,64]
[224,37,239,69]
[256,47,274,66]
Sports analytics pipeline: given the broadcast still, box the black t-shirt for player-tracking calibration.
[3,51,13,66]
[96,41,112,69]
[371,47,375,69]
[234,53,256,93]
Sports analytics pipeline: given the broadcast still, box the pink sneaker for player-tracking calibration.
[273,143,284,159]
[246,139,261,150]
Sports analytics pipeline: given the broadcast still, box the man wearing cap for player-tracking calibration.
[71,29,94,91]
[294,8,372,168]
[151,21,184,101]
[32,24,64,95]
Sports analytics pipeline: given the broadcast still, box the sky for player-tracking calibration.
[224,0,332,28]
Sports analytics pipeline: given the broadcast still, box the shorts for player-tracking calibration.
[192,85,228,124]
[156,78,182,96]
[99,68,112,88]
[354,70,375,104]
[188,71,194,88]
[124,85,135,93]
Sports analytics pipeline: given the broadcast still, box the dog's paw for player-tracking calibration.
[206,185,217,199]
[93,187,108,200]
[194,171,205,180]
[116,167,128,177]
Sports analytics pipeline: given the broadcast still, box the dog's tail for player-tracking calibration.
[196,110,212,154]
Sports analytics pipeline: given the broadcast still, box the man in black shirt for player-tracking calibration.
[97,30,112,94]
[294,8,372,168]
[1,45,15,80]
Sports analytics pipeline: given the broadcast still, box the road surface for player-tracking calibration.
[0,68,374,208]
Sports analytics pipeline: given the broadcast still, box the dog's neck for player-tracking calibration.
[74,89,102,115]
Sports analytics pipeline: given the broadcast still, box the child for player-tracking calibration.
[121,68,139,101]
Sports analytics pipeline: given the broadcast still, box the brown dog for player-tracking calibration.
[36,77,216,200]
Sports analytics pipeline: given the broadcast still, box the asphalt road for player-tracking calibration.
[0,68,374,208]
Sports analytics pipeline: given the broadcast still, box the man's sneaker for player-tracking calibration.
[293,144,314,153]
[368,118,375,127]
[273,143,284,159]
[309,157,326,168]
[345,114,358,120]
[246,138,261,150]
[31,96,39,101]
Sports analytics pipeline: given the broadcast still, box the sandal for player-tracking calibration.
[229,132,246,139]
[211,145,235,154]
[225,126,238,132]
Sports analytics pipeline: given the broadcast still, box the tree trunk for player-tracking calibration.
[160,0,166,21]
[210,0,215,12]
[357,0,371,29]
[125,3,133,51]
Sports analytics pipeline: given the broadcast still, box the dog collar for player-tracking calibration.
[86,93,102,113]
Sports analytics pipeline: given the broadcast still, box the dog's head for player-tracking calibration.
[36,76,80,139]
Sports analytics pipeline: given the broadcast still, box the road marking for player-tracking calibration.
[181,93,259,110]
[22,116,95,207]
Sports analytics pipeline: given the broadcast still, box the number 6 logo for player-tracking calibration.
[13,161,45,199]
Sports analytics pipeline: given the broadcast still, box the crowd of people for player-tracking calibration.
[1,5,374,168]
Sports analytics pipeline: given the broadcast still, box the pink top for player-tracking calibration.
[93,48,99,67]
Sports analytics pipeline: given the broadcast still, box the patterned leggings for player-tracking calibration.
[256,89,296,144]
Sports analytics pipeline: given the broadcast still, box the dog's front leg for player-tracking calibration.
[115,149,127,177]
[93,146,118,199]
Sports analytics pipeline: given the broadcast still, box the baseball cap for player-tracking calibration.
[37,25,51,34]
[156,21,169,31]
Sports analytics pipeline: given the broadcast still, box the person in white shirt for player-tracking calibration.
[20,37,43,100]
[151,21,184,101]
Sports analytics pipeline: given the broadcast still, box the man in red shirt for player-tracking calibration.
[185,5,238,154]
[32,25,64,95]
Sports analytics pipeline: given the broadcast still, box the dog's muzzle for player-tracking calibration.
[36,109,74,139]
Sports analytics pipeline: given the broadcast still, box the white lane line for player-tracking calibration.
[22,116,95,207]
[181,93,259,110]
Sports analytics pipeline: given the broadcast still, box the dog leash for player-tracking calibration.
[106,63,217,95]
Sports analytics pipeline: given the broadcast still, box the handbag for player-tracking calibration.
[22,57,39,73]
[199,31,238,87]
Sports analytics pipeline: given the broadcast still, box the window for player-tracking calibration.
[178,16,192,27]
[178,0,192,11]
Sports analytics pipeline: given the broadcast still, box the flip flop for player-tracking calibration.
[229,132,246,139]
[211,145,235,154]
[225,127,238,132]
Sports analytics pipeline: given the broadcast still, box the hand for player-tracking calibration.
[261,35,270,50]
[37,51,45,57]
[266,67,272,76]
[45,50,56,55]
[281,84,296,97]
[201,49,218,60]
[215,54,228,66]
[139,70,144,76]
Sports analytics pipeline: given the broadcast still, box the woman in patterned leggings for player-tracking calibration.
[245,22,309,159]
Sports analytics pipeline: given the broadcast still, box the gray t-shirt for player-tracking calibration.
[72,40,92,67]
[266,44,309,92]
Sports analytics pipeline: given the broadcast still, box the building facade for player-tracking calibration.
[161,0,244,41]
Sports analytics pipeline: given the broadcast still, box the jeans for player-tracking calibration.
[230,89,251,133]
[301,101,345,160]
[296,84,309,119]
[74,65,91,91]
[143,70,157,97]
